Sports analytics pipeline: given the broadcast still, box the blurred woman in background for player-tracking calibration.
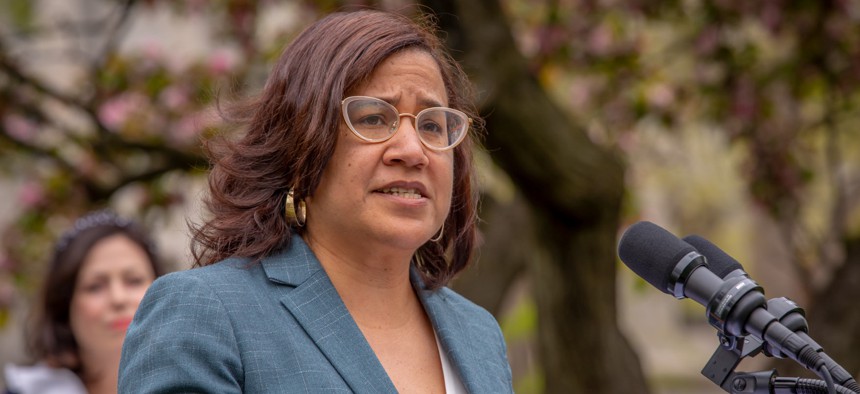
[4,210,163,394]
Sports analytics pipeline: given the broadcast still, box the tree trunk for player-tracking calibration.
[422,0,650,392]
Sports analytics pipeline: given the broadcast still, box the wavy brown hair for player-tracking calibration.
[190,10,481,289]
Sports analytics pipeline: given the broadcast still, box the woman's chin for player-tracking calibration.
[370,229,437,252]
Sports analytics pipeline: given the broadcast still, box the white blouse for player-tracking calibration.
[4,363,87,394]
[436,333,467,394]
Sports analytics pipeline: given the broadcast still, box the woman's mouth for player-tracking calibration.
[377,187,423,199]
[110,317,134,331]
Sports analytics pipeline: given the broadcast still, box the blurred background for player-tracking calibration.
[1,0,859,393]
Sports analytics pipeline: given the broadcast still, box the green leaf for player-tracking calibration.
[2,0,35,33]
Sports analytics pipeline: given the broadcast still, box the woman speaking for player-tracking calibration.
[119,9,513,393]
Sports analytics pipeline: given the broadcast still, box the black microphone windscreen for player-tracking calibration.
[618,221,698,294]
[683,235,744,278]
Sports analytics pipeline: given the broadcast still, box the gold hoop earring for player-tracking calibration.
[296,199,306,227]
[430,221,444,242]
[285,190,306,227]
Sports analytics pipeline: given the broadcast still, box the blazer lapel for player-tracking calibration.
[413,270,484,393]
[262,235,396,394]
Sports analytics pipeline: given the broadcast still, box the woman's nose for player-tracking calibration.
[382,114,430,167]
[108,280,130,307]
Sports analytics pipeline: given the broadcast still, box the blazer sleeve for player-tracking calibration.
[118,271,243,393]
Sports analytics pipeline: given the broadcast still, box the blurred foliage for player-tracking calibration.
[499,293,543,393]
[2,0,36,33]
[501,0,860,293]
[0,0,317,316]
[500,294,537,342]
[498,0,860,387]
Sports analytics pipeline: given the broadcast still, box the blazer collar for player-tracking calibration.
[261,235,397,394]
[259,234,318,286]
[260,235,488,393]
[412,269,486,393]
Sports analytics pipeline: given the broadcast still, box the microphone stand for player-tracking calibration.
[701,332,857,393]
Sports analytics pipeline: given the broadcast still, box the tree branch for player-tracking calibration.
[0,50,89,110]
[90,0,138,81]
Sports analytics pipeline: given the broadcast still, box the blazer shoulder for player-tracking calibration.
[120,260,247,393]
[152,257,261,287]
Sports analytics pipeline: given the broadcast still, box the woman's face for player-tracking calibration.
[306,49,453,254]
[70,234,156,359]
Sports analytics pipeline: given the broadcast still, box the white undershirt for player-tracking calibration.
[435,333,467,394]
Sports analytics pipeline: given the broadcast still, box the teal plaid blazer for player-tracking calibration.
[118,235,513,393]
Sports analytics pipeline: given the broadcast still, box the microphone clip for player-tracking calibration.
[702,332,764,391]
[701,329,857,393]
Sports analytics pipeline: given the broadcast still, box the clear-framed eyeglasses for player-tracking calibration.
[341,96,471,151]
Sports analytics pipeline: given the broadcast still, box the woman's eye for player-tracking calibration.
[419,120,444,134]
[357,114,388,127]
[83,282,106,293]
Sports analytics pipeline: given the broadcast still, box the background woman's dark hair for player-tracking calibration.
[27,210,163,373]
[191,9,481,289]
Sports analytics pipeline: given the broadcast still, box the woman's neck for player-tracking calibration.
[303,232,422,328]
[78,350,121,394]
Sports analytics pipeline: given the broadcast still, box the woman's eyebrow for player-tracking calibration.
[419,97,445,108]
[372,95,444,109]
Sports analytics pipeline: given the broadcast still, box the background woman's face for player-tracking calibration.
[306,49,454,254]
[70,234,155,358]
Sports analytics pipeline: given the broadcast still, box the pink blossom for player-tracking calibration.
[617,130,639,154]
[761,2,783,32]
[537,26,567,57]
[173,109,217,143]
[0,255,13,270]
[3,113,38,142]
[695,27,720,56]
[732,78,758,120]
[207,49,237,75]
[568,82,592,110]
[142,41,163,61]
[159,85,190,111]
[75,151,99,177]
[588,25,613,56]
[140,41,164,73]
[184,0,208,14]
[0,280,15,308]
[646,83,675,109]
[18,181,45,208]
[98,93,148,131]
